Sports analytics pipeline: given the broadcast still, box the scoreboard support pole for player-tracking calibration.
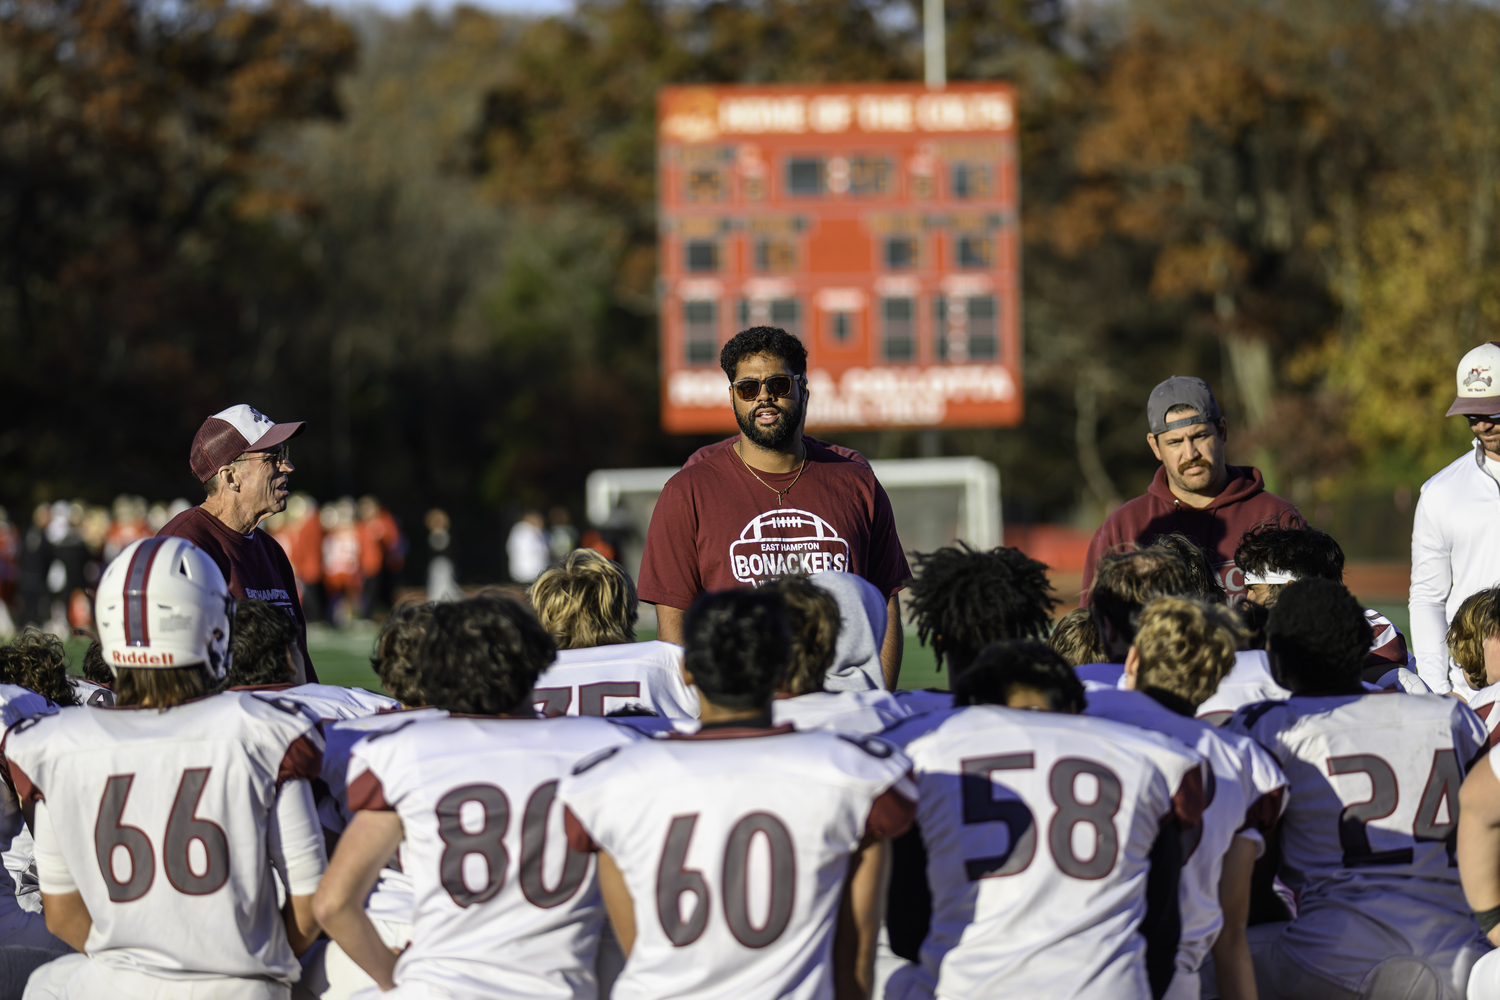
[924,0,946,89]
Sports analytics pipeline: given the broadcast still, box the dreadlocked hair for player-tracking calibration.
[907,543,1058,674]
[0,627,79,706]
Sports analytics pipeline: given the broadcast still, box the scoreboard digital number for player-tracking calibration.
[657,83,1022,433]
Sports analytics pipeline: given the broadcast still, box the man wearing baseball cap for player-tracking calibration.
[157,404,317,682]
[1081,376,1300,605]
[1409,343,1500,696]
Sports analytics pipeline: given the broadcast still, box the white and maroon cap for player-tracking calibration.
[189,404,305,482]
[1448,342,1500,417]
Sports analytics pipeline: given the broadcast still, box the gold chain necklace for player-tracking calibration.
[734,441,807,507]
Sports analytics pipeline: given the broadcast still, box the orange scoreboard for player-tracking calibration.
[657,82,1022,434]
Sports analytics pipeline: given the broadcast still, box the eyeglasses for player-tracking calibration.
[234,444,291,466]
[731,375,805,401]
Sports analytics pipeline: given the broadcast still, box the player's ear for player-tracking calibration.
[1123,646,1141,690]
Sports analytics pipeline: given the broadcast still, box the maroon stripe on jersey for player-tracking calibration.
[277,734,322,786]
[4,758,40,805]
[564,807,598,853]
[122,537,168,647]
[347,769,391,812]
[864,784,917,840]
[1239,788,1285,836]
[668,724,795,741]
[1172,765,1206,830]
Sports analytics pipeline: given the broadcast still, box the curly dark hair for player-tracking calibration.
[1235,521,1345,597]
[229,599,297,687]
[1088,548,1195,660]
[81,640,114,686]
[759,576,841,696]
[719,326,808,380]
[683,589,791,710]
[953,639,1086,714]
[416,593,557,715]
[907,544,1058,674]
[371,602,435,706]
[1148,533,1227,604]
[1266,578,1372,694]
[0,628,79,706]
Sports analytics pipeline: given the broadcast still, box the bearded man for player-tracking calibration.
[638,327,911,688]
[1080,376,1300,606]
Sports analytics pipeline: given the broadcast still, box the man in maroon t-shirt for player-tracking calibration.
[639,327,911,688]
[158,404,316,682]
[1081,376,1300,605]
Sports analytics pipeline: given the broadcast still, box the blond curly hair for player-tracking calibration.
[1132,597,1246,710]
[528,548,637,649]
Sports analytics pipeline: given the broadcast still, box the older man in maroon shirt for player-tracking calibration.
[1081,377,1301,605]
[158,404,316,682]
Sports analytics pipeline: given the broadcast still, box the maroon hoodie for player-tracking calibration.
[1080,465,1300,605]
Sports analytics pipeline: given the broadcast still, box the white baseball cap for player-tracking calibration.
[1448,342,1500,417]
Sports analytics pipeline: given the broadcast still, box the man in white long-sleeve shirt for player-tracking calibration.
[1410,341,1500,696]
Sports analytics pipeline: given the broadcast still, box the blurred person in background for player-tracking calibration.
[1411,342,1500,697]
[159,403,316,682]
[322,496,363,625]
[277,493,325,623]
[1081,376,1300,605]
[52,502,88,633]
[547,505,578,561]
[17,504,51,629]
[101,495,150,562]
[0,506,16,636]
[424,508,462,602]
[507,509,549,584]
[357,495,404,618]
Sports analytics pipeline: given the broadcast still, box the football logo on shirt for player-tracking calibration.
[730,508,850,584]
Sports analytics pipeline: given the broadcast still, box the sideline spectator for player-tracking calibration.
[424,509,462,602]
[322,497,362,624]
[357,495,404,616]
[547,506,578,560]
[506,510,550,584]
[158,403,316,682]
[1080,376,1300,604]
[1411,342,1500,695]
[273,493,325,624]
[0,507,15,635]
[638,327,910,687]
[16,505,50,629]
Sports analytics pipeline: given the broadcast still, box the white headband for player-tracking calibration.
[1243,568,1299,586]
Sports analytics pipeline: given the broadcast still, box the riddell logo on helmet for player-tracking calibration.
[110,649,175,666]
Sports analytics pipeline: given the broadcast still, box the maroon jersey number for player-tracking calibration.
[656,811,796,949]
[960,755,1123,881]
[437,781,592,909]
[1328,749,1463,868]
[95,768,230,902]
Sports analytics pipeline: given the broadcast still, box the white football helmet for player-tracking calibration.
[95,537,235,680]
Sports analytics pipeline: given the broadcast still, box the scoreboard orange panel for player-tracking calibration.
[657,82,1022,434]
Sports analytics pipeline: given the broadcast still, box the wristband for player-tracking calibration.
[1475,904,1500,935]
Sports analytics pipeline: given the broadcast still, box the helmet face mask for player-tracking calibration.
[96,537,235,681]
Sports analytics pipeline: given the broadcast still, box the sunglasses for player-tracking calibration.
[731,375,805,402]
[1467,414,1500,425]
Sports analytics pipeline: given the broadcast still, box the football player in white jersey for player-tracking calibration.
[883,639,1208,1000]
[1234,521,1420,685]
[1075,546,1200,688]
[895,543,1062,718]
[0,630,80,708]
[529,548,698,719]
[229,598,398,720]
[1224,578,1489,1000]
[314,593,639,999]
[559,589,917,1000]
[71,642,117,706]
[1086,597,1288,1000]
[1448,589,1500,740]
[298,603,448,1000]
[765,576,907,735]
[8,536,328,1000]
[0,683,62,965]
